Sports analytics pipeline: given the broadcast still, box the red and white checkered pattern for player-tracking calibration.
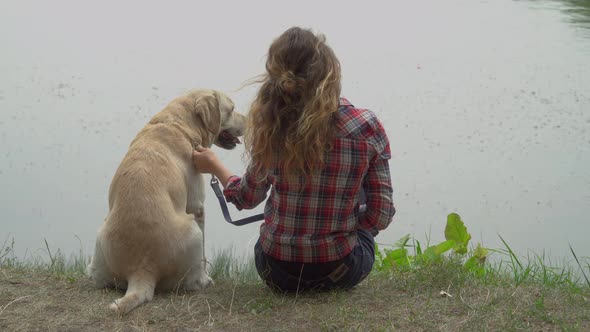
[224,98,395,263]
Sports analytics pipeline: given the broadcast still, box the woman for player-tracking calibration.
[193,27,395,293]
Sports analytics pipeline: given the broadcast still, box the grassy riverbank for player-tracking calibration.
[1,249,588,331]
[1,214,589,331]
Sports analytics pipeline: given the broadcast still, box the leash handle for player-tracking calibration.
[210,175,265,226]
[210,176,224,198]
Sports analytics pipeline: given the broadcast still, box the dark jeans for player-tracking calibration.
[254,229,375,293]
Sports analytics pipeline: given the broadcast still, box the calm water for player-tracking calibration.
[1,0,589,261]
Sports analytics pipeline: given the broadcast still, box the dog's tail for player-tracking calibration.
[109,271,156,315]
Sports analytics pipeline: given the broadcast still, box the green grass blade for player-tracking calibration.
[498,234,533,285]
[499,235,523,270]
[415,239,422,256]
[569,244,590,288]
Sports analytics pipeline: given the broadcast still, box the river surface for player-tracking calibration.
[1,0,589,262]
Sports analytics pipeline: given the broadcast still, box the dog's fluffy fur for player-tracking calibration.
[87,89,245,314]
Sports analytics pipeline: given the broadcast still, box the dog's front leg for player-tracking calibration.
[182,214,214,291]
[193,206,207,268]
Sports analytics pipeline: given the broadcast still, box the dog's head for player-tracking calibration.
[189,89,246,149]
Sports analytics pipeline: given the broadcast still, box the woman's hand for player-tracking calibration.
[192,146,222,174]
[192,146,234,187]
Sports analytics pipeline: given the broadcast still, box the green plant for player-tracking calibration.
[374,213,488,276]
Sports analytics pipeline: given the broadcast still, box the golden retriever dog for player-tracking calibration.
[87,89,245,314]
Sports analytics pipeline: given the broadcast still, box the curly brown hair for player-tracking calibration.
[245,27,342,180]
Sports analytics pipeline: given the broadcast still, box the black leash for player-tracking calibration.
[210,175,265,226]
[210,175,368,227]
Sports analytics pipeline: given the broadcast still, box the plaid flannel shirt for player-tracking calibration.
[224,98,395,263]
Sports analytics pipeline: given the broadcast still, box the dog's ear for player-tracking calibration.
[193,92,221,137]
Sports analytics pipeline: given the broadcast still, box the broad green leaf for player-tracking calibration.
[433,240,456,255]
[472,243,488,263]
[384,248,409,267]
[464,256,485,277]
[464,243,488,277]
[455,245,468,255]
[445,213,471,253]
[422,240,455,261]
[422,246,439,262]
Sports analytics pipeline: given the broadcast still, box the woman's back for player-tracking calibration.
[225,98,394,263]
[192,26,395,291]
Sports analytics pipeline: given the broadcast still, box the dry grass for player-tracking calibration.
[1,259,589,332]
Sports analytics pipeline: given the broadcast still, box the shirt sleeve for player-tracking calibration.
[359,117,395,233]
[223,166,271,210]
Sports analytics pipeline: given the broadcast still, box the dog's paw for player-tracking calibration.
[198,275,214,289]
[183,274,213,291]
[109,299,123,314]
[85,264,94,279]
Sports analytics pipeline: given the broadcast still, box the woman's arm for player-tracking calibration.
[192,147,270,210]
[223,168,271,210]
[360,158,395,233]
[358,112,395,234]
[192,146,234,188]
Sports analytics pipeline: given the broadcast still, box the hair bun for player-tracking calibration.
[279,71,296,94]
[277,70,300,96]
